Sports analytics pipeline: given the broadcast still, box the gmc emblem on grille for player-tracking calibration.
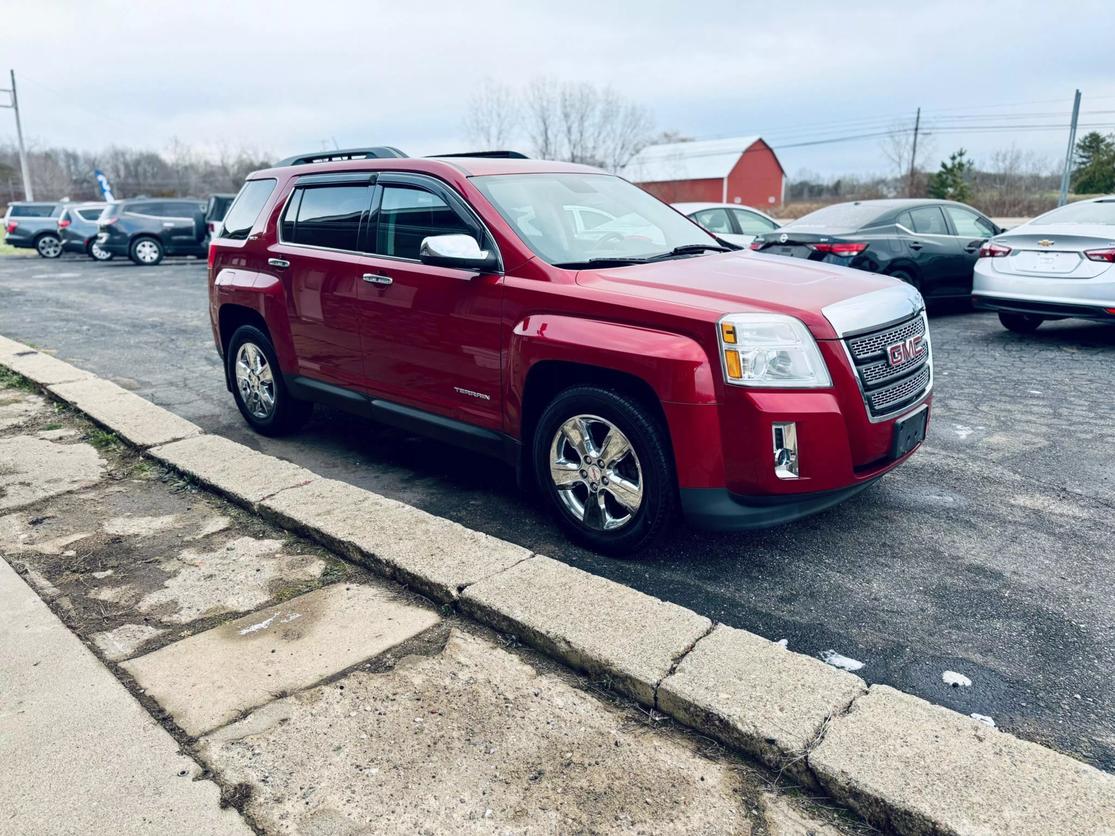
[886,334,925,367]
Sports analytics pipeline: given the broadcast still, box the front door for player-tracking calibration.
[900,205,968,297]
[356,174,503,429]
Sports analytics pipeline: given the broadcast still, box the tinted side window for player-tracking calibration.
[372,185,474,260]
[732,208,778,234]
[165,201,200,217]
[908,206,949,235]
[128,202,163,217]
[221,179,276,240]
[944,206,995,238]
[691,208,732,234]
[77,208,103,221]
[10,204,55,218]
[287,185,369,250]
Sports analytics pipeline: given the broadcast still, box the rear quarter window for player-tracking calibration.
[220,180,277,240]
[10,204,56,218]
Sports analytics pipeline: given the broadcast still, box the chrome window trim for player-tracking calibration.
[274,170,505,274]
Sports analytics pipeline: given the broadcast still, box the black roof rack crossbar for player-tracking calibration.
[431,150,529,159]
[275,146,408,167]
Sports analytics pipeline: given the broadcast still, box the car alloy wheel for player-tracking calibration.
[37,235,62,258]
[234,342,276,420]
[133,239,161,264]
[548,414,644,531]
[90,243,113,261]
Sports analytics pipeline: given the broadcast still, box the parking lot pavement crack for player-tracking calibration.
[653,619,717,710]
[797,688,869,785]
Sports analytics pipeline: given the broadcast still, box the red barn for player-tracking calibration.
[623,136,785,209]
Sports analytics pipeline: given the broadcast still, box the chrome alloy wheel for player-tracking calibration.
[37,236,62,258]
[234,342,276,420]
[134,239,161,264]
[90,243,112,261]
[549,414,643,531]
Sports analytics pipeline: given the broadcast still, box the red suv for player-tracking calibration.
[208,148,932,554]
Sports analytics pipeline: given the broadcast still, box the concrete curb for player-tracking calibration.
[3,337,1113,836]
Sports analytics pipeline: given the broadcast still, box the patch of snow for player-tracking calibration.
[970,713,996,728]
[943,670,972,688]
[953,425,975,440]
[775,638,788,649]
[819,650,864,672]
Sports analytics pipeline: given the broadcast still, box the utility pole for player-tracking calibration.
[1057,89,1082,207]
[0,70,33,200]
[907,107,921,198]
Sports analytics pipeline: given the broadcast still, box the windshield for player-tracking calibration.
[471,172,719,267]
[1030,199,1115,226]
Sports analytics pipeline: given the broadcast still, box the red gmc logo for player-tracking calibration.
[887,335,925,367]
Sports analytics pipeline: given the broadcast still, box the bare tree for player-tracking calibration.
[463,79,520,149]
[880,121,935,196]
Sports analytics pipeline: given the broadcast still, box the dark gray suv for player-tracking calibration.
[3,201,64,257]
[96,198,208,265]
[59,203,113,261]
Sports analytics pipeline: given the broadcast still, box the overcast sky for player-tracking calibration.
[2,0,1113,179]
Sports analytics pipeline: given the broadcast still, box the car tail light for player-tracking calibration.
[207,242,217,270]
[1084,247,1115,263]
[979,242,1012,258]
[58,216,72,229]
[4,221,16,234]
[749,241,764,251]
[810,242,868,257]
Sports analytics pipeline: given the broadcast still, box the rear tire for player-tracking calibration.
[999,312,1044,333]
[889,269,920,291]
[227,324,313,436]
[533,385,675,556]
[36,234,63,259]
[129,236,164,266]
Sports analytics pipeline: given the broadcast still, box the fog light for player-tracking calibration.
[772,422,799,479]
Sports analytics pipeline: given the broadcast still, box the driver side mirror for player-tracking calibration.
[419,234,499,272]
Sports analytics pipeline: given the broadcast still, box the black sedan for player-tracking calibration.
[749,199,1002,300]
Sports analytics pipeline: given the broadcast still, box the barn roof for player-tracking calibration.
[622,136,782,183]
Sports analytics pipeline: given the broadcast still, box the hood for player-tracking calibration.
[574,251,908,338]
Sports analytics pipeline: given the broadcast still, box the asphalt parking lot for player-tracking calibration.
[1,254,1112,771]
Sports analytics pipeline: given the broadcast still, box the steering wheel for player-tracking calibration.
[590,231,627,251]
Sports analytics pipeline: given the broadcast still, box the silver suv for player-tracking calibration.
[3,201,64,257]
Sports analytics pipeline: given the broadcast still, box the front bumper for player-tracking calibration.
[972,259,1115,318]
[681,478,881,532]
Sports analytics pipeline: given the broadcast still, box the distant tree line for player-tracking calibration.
[0,141,273,208]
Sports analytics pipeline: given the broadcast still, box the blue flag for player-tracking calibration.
[94,169,116,202]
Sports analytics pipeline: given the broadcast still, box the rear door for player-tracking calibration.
[899,206,967,297]
[150,201,201,253]
[355,173,503,429]
[268,175,375,389]
[942,205,998,291]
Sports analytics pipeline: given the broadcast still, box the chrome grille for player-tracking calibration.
[847,315,926,361]
[844,312,932,420]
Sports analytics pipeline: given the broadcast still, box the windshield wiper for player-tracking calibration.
[649,243,733,260]
[552,257,657,269]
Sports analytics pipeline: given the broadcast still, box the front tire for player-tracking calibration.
[227,324,313,436]
[36,234,63,259]
[999,312,1044,333]
[129,236,164,266]
[534,386,675,556]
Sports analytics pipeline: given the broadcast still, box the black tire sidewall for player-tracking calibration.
[999,312,1043,333]
[88,241,113,261]
[533,386,674,556]
[129,236,163,266]
[226,324,308,436]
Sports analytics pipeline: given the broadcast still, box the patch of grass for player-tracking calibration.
[42,421,64,431]
[0,241,35,257]
[0,366,37,392]
[84,427,122,452]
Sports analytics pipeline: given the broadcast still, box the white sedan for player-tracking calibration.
[673,202,781,248]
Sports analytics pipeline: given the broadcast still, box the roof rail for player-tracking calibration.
[274,146,408,167]
[431,150,529,159]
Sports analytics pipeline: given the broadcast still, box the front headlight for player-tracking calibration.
[717,313,832,388]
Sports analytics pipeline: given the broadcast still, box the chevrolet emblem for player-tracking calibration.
[1037,239,1054,247]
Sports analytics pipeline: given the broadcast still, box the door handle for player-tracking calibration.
[268,258,290,269]
[964,245,979,253]
[362,273,393,286]
[909,241,923,251]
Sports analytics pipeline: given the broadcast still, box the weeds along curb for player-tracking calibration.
[2,336,1113,836]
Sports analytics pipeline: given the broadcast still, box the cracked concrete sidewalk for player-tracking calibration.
[0,378,862,835]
